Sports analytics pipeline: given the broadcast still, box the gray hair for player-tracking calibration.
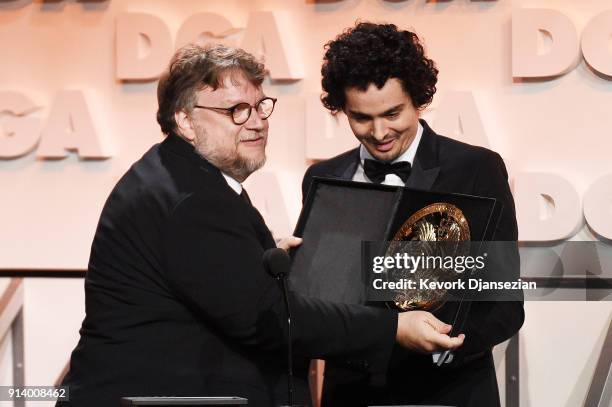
[156,43,266,137]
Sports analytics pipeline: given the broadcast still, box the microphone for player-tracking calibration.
[263,247,292,279]
[262,248,296,407]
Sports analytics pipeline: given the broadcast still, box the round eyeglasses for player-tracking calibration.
[194,97,277,125]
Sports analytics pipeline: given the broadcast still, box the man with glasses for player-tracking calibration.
[59,43,464,407]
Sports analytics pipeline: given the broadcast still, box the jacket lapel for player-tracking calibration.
[162,136,276,249]
[405,120,440,191]
[329,148,360,180]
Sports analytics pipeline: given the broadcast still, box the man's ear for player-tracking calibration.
[175,110,196,143]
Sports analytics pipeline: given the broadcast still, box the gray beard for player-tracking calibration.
[193,130,266,182]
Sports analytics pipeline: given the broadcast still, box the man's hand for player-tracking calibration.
[276,236,302,251]
[396,310,465,353]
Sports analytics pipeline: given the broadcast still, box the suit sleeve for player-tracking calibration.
[161,191,397,382]
[452,151,524,362]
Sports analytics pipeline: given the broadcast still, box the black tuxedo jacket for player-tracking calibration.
[58,135,399,407]
[302,120,524,407]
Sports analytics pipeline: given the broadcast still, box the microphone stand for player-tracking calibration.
[263,248,304,407]
[275,271,295,407]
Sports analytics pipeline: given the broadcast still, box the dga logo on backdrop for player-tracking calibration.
[0,90,110,160]
[0,9,302,161]
[0,4,611,161]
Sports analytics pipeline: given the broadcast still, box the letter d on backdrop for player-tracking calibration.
[115,12,173,81]
[513,172,581,241]
[512,9,579,78]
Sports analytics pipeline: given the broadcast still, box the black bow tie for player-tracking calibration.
[363,159,412,184]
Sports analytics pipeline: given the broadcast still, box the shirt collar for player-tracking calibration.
[359,121,424,164]
[221,173,243,195]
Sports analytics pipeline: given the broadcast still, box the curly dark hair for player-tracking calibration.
[321,22,438,113]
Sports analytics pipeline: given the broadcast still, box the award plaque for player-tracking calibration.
[289,177,503,330]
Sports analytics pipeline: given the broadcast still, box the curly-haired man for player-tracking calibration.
[302,22,524,407]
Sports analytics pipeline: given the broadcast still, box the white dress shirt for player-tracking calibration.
[221,172,243,195]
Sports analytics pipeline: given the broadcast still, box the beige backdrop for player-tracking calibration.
[0,0,611,406]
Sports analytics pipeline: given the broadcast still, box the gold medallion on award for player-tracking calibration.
[386,202,471,311]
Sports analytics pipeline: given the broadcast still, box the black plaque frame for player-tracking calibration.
[290,177,503,332]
